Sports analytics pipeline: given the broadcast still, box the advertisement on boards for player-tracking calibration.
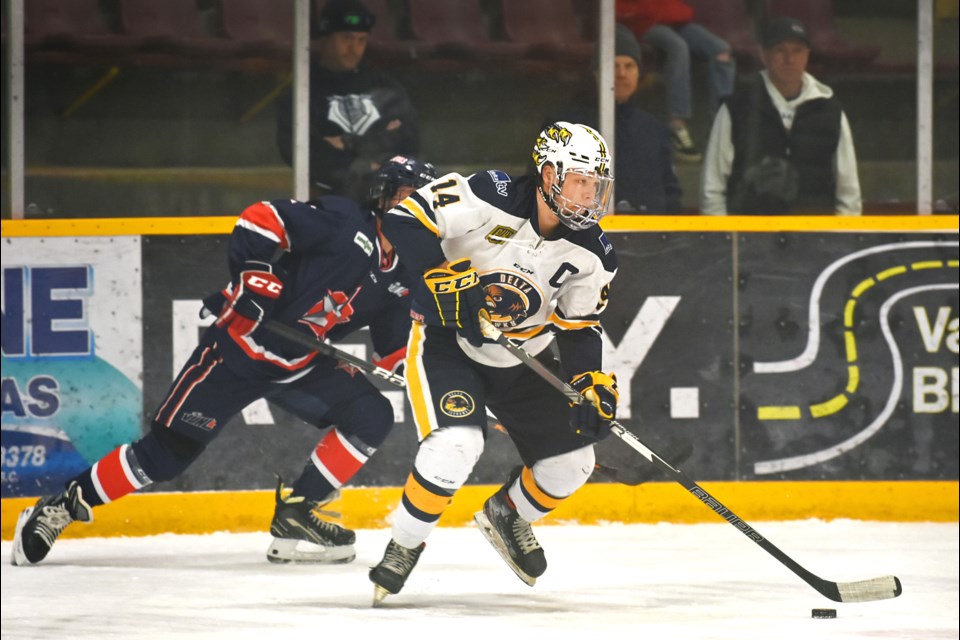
[2,237,143,497]
[5,229,955,496]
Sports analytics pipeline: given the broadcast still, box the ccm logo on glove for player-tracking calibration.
[423,258,489,347]
[216,263,284,338]
[244,274,283,296]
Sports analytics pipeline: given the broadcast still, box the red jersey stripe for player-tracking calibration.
[237,202,289,250]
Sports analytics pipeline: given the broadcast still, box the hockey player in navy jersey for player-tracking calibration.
[369,123,620,603]
[11,155,438,568]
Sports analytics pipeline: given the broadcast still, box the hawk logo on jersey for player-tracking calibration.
[480,271,544,330]
[440,390,475,418]
[485,225,517,245]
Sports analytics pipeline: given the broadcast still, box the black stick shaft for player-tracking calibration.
[262,320,405,387]
[479,317,901,603]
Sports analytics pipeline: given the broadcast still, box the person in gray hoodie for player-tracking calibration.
[700,17,861,215]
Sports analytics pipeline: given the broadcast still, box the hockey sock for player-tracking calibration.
[507,466,564,522]
[292,429,370,500]
[391,426,483,548]
[508,446,594,522]
[73,444,153,507]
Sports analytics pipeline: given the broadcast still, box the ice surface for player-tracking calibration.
[2,520,957,639]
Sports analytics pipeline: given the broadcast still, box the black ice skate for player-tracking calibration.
[266,477,356,564]
[369,539,426,606]
[473,484,547,586]
[11,481,93,566]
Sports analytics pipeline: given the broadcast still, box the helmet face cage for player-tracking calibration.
[370,155,438,215]
[532,122,614,230]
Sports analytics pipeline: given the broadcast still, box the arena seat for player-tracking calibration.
[356,0,435,62]
[24,0,137,57]
[219,0,293,56]
[764,0,881,67]
[117,0,239,58]
[684,0,762,68]
[406,0,528,62]
[499,0,594,63]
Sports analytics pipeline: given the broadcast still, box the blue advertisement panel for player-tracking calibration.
[1,237,143,497]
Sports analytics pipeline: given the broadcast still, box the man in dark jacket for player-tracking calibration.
[275,0,420,200]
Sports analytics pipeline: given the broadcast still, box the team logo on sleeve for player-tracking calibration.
[440,390,475,418]
[487,170,511,196]
[480,271,544,330]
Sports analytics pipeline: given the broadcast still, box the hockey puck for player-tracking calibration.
[812,608,837,619]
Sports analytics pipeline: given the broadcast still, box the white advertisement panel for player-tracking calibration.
[1,236,143,496]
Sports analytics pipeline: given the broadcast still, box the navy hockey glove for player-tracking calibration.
[216,261,283,338]
[569,371,619,442]
[423,258,490,347]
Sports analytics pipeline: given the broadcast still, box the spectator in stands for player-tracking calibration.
[549,24,683,214]
[617,0,735,163]
[700,17,862,215]
[275,0,420,200]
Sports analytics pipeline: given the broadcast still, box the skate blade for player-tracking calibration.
[473,511,536,587]
[10,507,35,567]
[372,585,391,607]
[266,538,356,565]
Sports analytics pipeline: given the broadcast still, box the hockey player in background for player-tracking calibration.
[369,123,620,603]
[11,156,438,568]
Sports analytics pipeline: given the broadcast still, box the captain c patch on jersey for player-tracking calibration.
[480,271,544,330]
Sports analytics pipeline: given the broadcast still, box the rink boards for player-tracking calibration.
[2,215,958,530]
[1,480,957,540]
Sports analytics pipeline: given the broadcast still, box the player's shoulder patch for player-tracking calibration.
[467,170,530,220]
[567,224,618,272]
[486,170,512,192]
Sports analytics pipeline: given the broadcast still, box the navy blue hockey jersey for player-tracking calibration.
[211,196,416,379]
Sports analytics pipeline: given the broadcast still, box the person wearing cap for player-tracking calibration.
[548,23,682,214]
[616,0,736,163]
[275,0,420,200]
[700,17,861,215]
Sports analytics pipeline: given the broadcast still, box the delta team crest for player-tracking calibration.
[480,271,544,330]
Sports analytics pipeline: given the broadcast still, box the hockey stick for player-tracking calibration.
[593,436,694,486]
[265,320,667,486]
[479,318,902,603]
[262,320,406,387]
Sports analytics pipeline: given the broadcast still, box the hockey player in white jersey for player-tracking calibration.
[369,122,620,603]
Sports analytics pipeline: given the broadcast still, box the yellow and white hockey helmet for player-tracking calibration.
[532,122,614,230]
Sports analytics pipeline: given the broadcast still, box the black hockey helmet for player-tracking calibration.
[369,155,439,216]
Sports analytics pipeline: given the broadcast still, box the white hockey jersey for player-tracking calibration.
[383,170,618,372]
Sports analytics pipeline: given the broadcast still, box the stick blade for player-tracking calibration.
[834,575,903,602]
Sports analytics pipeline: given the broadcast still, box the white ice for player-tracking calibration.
[2,520,957,640]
